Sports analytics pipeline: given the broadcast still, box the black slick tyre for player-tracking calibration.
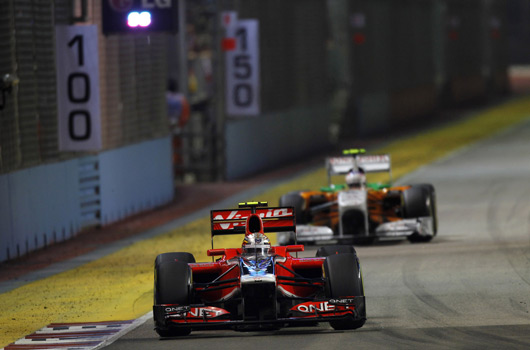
[279,192,307,224]
[153,257,193,337]
[316,244,355,257]
[324,253,366,330]
[155,252,195,267]
[403,184,437,243]
[403,185,429,218]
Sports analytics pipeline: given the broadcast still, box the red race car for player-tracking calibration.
[153,202,366,337]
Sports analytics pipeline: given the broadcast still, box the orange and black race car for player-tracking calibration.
[278,150,437,245]
[153,202,366,337]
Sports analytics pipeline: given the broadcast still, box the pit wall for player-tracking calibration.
[0,137,173,262]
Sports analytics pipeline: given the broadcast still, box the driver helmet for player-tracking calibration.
[242,233,271,256]
[345,168,366,188]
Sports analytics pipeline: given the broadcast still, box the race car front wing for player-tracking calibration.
[375,216,434,237]
[153,296,366,330]
[278,216,434,244]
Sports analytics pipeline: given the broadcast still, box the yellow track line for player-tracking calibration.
[1,96,530,347]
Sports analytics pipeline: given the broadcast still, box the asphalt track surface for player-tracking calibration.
[103,119,530,349]
[4,96,530,349]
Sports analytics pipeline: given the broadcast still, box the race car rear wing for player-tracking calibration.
[356,154,392,173]
[326,156,355,176]
[327,153,393,184]
[210,202,296,237]
[209,202,298,258]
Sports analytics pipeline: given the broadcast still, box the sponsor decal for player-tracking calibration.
[329,157,354,165]
[293,301,335,313]
[329,298,356,305]
[291,300,356,314]
[165,305,190,313]
[328,157,355,175]
[357,154,390,163]
[339,190,365,206]
[213,210,241,222]
[189,262,217,268]
[213,208,294,230]
[166,306,229,319]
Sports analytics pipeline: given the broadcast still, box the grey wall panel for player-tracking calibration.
[0,137,174,262]
[99,137,174,225]
[225,106,332,180]
[0,159,79,262]
[0,175,13,262]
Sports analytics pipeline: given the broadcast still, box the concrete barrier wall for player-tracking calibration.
[99,137,174,225]
[0,160,80,262]
[225,105,332,180]
[0,137,173,262]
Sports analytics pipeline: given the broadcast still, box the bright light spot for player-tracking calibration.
[127,11,151,28]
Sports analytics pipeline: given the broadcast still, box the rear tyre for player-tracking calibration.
[352,236,376,245]
[316,244,355,257]
[324,253,366,330]
[403,185,429,217]
[155,252,195,267]
[154,259,192,337]
[403,184,437,243]
[279,192,307,224]
[419,184,438,235]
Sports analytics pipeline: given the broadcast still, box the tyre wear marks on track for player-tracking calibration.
[504,184,527,223]
[383,324,530,350]
[132,291,151,316]
[401,258,459,321]
[410,326,471,349]
[447,325,530,349]
[484,183,530,320]
[506,183,530,232]
[509,298,529,314]
[381,327,435,348]
[486,184,530,288]
[486,184,505,241]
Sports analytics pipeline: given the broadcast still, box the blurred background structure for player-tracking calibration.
[0,0,527,262]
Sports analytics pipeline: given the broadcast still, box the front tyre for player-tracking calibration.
[404,184,437,243]
[324,253,366,330]
[153,260,192,337]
